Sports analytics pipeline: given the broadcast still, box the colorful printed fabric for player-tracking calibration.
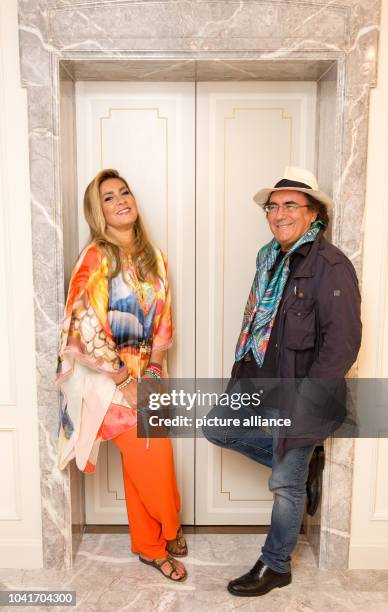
[235,222,322,367]
[56,243,173,473]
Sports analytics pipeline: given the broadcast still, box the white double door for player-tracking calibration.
[75,80,316,524]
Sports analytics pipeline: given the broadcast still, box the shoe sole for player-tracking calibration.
[227,576,291,597]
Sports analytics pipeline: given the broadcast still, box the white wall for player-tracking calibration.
[0,0,43,568]
[349,0,388,569]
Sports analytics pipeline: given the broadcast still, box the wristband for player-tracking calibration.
[117,374,133,390]
[148,362,162,375]
[143,363,162,379]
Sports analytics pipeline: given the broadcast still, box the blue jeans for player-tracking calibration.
[203,402,314,573]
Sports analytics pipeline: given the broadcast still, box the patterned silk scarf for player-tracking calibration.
[235,221,322,367]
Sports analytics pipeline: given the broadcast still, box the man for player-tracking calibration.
[203,166,362,597]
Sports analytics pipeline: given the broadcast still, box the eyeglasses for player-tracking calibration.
[263,202,312,215]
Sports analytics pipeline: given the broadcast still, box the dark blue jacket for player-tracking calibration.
[275,231,361,452]
[275,231,361,380]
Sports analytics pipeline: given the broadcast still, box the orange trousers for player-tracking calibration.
[112,427,181,559]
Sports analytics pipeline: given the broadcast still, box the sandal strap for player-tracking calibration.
[154,554,174,567]
[155,554,180,578]
[167,527,187,550]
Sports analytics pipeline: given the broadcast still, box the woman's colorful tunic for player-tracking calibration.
[56,243,173,473]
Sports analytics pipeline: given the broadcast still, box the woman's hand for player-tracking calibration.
[137,373,159,409]
[120,379,138,409]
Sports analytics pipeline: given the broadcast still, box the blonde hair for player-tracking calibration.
[83,168,158,280]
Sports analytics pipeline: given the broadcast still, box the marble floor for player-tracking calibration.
[1,533,388,611]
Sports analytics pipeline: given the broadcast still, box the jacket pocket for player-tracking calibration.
[284,299,316,350]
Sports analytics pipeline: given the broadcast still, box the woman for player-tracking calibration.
[56,168,188,581]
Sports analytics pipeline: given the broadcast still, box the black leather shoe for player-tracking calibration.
[306,446,325,516]
[227,560,291,597]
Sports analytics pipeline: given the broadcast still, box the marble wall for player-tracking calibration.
[61,58,334,81]
[59,73,85,556]
[59,71,79,289]
[17,0,381,570]
[316,62,338,201]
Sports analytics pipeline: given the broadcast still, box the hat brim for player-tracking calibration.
[253,187,334,209]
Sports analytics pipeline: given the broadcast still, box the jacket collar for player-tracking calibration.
[292,230,324,278]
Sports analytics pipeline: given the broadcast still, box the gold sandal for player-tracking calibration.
[166,526,188,557]
[139,553,187,582]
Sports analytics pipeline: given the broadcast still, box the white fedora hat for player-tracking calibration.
[253,166,334,209]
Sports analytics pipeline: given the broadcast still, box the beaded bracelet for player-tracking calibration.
[116,374,133,390]
[143,369,160,380]
[143,363,162,379]
[150,362,163,375]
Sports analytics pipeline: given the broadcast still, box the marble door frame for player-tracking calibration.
[17,0,381,570]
